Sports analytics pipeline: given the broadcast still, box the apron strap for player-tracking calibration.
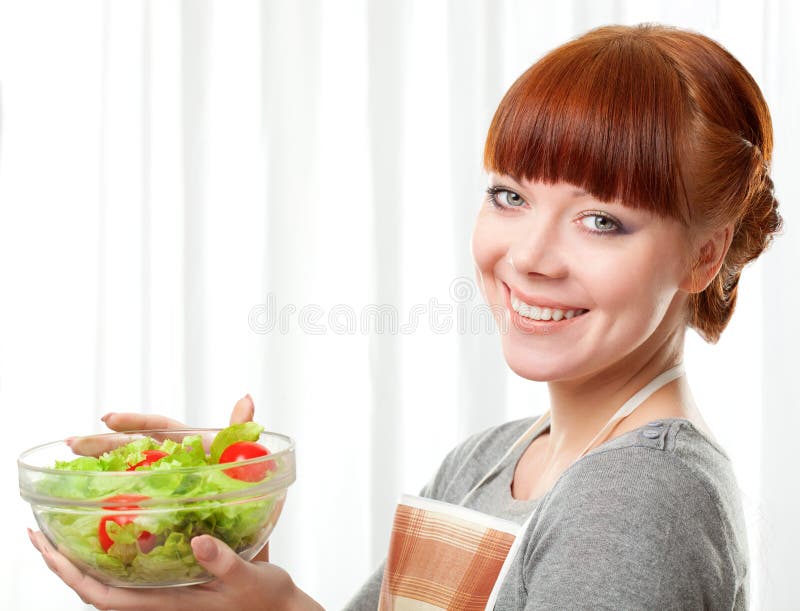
[575,362,685,458]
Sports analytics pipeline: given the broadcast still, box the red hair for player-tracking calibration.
[484,23,783,343]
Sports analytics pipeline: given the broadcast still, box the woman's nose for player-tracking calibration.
[506,217,568,278]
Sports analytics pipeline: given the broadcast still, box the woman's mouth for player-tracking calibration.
[502,283,589,334]
[510,296,588,321]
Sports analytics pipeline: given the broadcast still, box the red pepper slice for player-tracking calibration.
[126,450,169,471]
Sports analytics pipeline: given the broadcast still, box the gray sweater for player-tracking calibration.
[342,415,749,610]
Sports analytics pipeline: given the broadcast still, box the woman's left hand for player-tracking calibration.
[27,529,324,611]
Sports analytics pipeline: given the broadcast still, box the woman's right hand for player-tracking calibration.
[67,394,257,457]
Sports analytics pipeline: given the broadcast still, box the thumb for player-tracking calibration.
[191,535,252,586]
[230,394,255,425]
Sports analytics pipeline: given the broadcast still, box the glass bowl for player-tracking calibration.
[18,428,295,588]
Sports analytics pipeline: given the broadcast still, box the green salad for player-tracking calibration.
[35,422,282,586]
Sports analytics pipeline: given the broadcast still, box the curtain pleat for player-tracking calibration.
[365,0,408,571]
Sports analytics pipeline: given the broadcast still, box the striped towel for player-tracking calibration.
[378,495,518,610]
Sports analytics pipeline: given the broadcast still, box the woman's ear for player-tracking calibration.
[680,223,735,293]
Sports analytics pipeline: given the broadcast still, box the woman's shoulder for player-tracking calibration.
[554,418,746,525]
[511,420,750,609]
[575,417,742,503]
[532,418,750,578]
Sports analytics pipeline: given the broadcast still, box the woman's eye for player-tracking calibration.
[486,187,525,209]
[502,191,525,206]
[578,213,621,234]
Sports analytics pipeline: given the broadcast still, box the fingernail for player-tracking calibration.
[193,536,217,561]
[101,412,114,422]
[64,436,75,446]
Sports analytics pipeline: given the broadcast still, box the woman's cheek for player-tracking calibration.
[470,214,505,273]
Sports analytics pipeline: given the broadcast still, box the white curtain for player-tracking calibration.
[1,1,797,609]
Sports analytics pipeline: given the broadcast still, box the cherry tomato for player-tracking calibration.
[218,441,275,482]
[127,450,169,471]
[98,494,154,553]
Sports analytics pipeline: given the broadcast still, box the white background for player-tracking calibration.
[1,1,798,609]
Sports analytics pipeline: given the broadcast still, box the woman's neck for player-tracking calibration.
[542,327,690,464]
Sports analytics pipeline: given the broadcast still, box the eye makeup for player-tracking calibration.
[485,185,626,237]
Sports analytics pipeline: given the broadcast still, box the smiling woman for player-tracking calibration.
[344,23,782,610]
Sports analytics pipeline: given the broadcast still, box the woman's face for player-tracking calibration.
[471,173,692,382]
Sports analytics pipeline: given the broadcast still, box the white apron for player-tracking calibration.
[377,363,685,610]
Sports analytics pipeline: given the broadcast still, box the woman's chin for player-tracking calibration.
[503,350,561,382]
[500,340,591,382]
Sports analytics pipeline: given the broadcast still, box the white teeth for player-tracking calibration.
[511,296,586,321]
